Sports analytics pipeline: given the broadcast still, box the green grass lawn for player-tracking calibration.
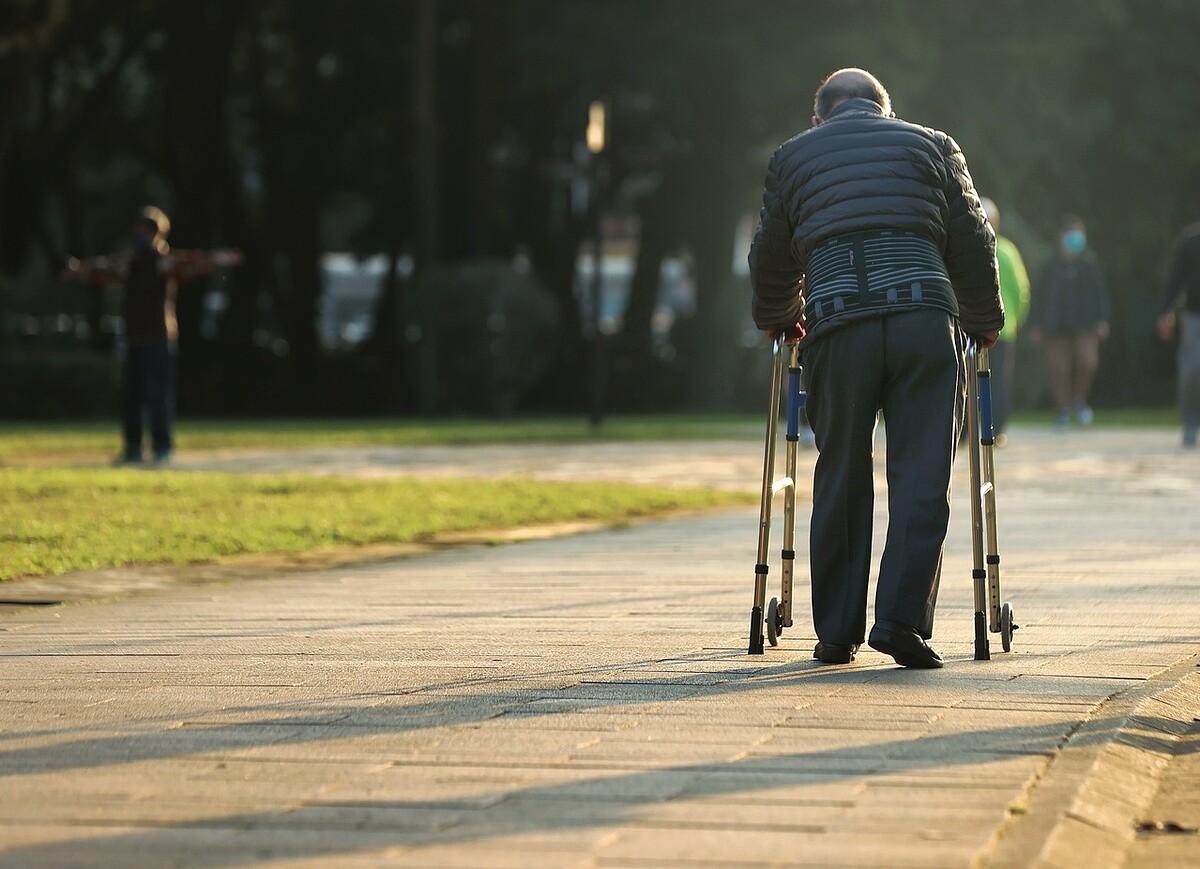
[0,408,1177,582]
[0,466,754,581]
[0,416,762,582]
[0,407,1178,464]
[1011,407,1178,427]
[0,415,763,464]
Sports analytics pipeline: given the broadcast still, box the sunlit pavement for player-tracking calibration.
[0,425,1196,867]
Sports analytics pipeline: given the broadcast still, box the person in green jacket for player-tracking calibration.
[981,198,1030,443]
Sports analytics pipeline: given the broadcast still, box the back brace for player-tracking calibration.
[803,230,958,327]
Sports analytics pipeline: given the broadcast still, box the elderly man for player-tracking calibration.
[748,68,1003,668]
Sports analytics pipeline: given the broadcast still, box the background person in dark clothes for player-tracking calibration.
[1027,215,1111,430]
[63,207,241,465]
[1157,221,1200,448]
[118,207,176,464]
[749,68,1003,670]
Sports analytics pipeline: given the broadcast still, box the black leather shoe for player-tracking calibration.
[868,622,944,669]
[813,641,859,664]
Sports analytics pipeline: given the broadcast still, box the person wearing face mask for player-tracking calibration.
[1027,215,1111,429]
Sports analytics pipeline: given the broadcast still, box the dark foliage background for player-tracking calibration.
[1,0,1194,417]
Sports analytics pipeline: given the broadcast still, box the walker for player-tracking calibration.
[747,337,804,655]
[964,343,1018,659]
[746,338,1018,658]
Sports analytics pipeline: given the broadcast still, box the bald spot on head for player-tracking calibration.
[814,68,891,120]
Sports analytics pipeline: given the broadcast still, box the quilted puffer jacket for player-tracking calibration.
[748,98,1003,342]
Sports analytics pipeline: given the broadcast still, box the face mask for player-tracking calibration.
[1062,230,1086,254]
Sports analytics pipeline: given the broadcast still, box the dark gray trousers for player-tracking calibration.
[802,310,967,644]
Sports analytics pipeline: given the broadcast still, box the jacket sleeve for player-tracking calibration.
[748,148,804,332]
[938,135,1004,336]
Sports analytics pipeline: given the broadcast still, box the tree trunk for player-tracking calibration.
[413,0,441,270]
[247,4,328,409]
[161,0,243,411]
[609,179,675,411]
[674,144,746,411]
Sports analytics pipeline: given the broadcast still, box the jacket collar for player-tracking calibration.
[824,97,886,120]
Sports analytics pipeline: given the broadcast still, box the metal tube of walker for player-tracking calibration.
[976,347,1003,631]
[749,340,785,654]
[965,342,990,660]
[779,344,802,629]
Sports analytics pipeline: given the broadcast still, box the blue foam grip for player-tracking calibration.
[978,373,995,440]
[786,370,802,438]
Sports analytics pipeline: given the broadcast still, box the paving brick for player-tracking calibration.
[0,427,1197,866]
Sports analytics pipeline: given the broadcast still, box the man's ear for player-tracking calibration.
[811,115,822,128]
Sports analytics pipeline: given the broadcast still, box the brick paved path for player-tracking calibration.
[0,427,1196,867]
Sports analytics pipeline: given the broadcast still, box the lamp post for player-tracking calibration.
[587,100,607,428]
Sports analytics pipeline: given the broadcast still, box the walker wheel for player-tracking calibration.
[1000,602,1016,652]
[766,597,781,647]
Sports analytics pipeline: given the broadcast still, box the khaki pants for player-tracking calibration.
[1043,332,1100,414]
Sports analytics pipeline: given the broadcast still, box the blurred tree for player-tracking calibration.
[3,0,1200,417]
[0,1,67,192]
[157,0,249,410]
[0,2,147,294]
